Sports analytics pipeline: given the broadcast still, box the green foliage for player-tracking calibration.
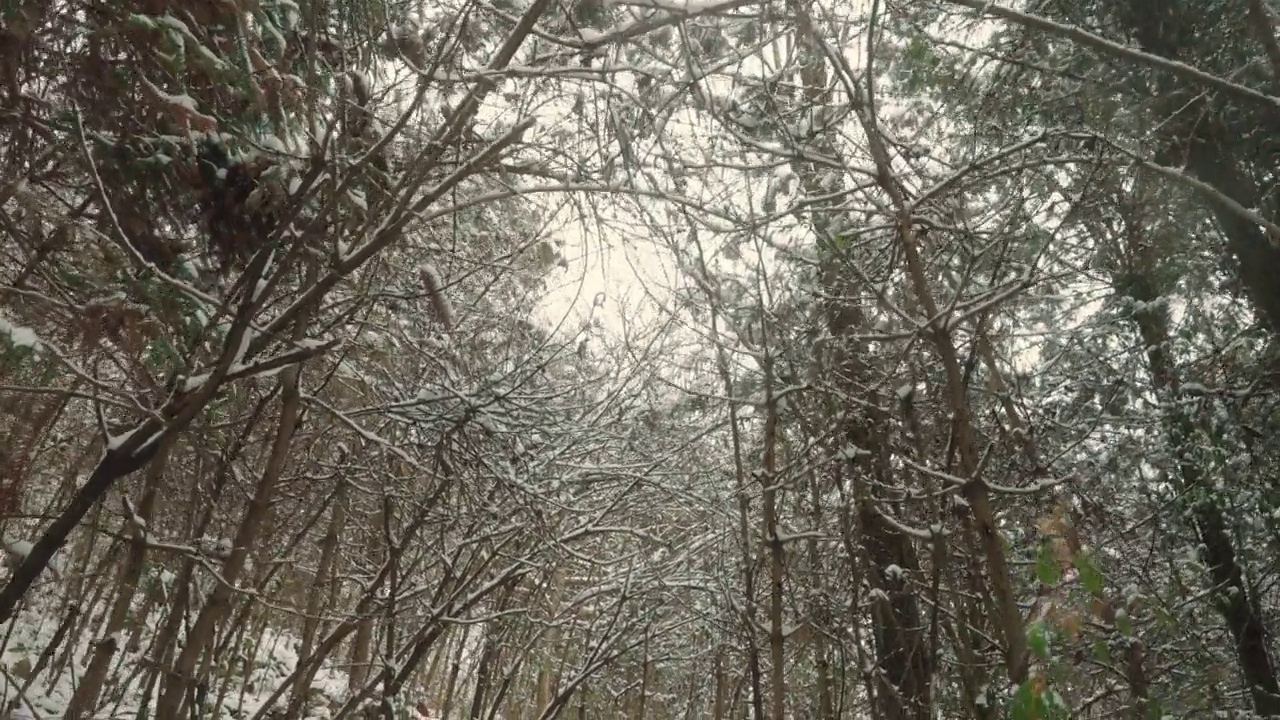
[1009,676,1069,720]
[1035,540,1062,586]
[1092,638,1110,663]
[1115,608,1133,636]
[0,338,38,373]
[1026,620,1051,661]
[573,0,607,29]
[902,33,938,92]
[1075,550,1105,597]
[144,336,182,379]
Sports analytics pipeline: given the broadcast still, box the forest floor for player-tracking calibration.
[0,579,435,720]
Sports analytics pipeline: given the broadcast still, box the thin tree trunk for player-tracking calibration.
[0,250,273,626]
[286,478,348,718]
[468,624,502,720]
[760,375,786,720]
[63,437,173,719]
[348,503,385,697]
[804,472,835,720]
[708,318,766,720]
[537,569,564,717]
[712,649,727,720]
[133,410,264,718]
[779,4,938,712]
[435,623,469,719]
[155,263,315,718]
[1120,248,1280,715]
[825,27,1027,684]
[633,640,650,720]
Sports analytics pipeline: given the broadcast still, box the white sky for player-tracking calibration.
[450,0,1159,398]
[522,2,1000,345]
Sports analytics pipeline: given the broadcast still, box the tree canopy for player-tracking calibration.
[5,0,1280,718]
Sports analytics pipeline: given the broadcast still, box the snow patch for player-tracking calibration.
[1,537,64,580]
[839,443,867,460]
[0,314,41,351]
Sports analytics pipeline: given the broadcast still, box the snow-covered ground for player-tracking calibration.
[0,582,437,720]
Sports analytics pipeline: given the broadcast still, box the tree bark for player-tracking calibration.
[155,260,312,718]
[63,437,173,720]
[285,478,348,719]
[1123,266,1280,715]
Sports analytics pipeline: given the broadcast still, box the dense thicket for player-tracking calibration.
[3,0,1280,718]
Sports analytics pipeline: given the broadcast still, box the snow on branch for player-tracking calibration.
[178,337,340,393]
[138,77,218,132]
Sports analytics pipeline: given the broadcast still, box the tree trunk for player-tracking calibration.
[63,437,173,720]
[155,266,314,718]
[761,382,786,720]
[1122,261,1280,715]
[348,503,385,697]
[287,479,348,718]
[1119,1,1280,335]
